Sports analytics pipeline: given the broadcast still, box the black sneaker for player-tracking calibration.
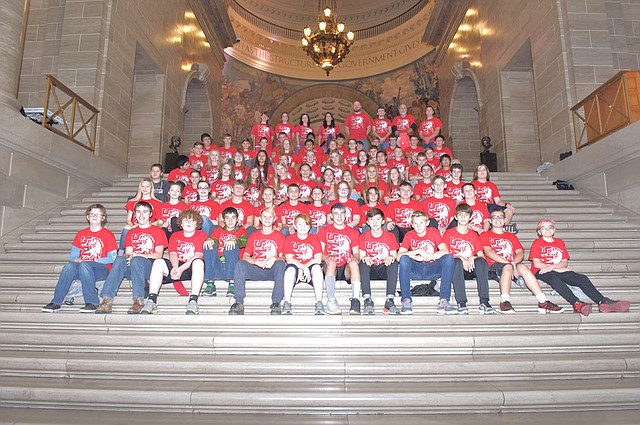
[228,302,244,315]
[363,298,375,315]
[349,298,361,315]
[42,303,61,313]
[270,302,281,315]
[383,298,400,315]
[78,303,98,313]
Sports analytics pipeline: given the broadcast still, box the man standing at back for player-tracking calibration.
[344,100,372,150]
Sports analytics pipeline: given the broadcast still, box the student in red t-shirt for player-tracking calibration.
[445,163,465,202]
[460,183,490,235]
[277,183,309,236]
[250,112,275,149]
[211,163,234,204]
[371,106,392,147]
[189,141,207,171]
[418,106,442,147]
[189,180,218,236]
[408,152,428,184]
[219,180,255,231]
[330,181,361,228]
[473,164,517,232]
[294,113,314,146]
[385,182,425,243]
[351,150,369,185]
[167,155,192,185]
[160,181,189,239]
[413,164,434,202]
[42,204,117,313]
[203,206,248,298]
[307,186,330,230]
[422,176,456,234]
[228,207,286,315]
[357,208,400,315]
[96,201,168,314]
[122,178,163,250]
[282,214,325,315]
[397,209,456,315]
[434,154,452,182]
[319,203,361,315]
[218,133,237,162]
[480,210,563,315]
[182,170,202,205]
[240,138,255,166]
[529,219,630,315]
[432,134,454,160]
[142,209,208,315]
[443,204,496,315]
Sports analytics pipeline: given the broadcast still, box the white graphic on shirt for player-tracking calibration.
[176,242,195,262]
[540,246,563,265]
[491,238,514,262]
[449,237,474,258]
[427,201,451,227]
[131,233,155,254]
[80,236,104,260]
[292,241,314,261]
[365,241,390,265]
[350,116,364,129]
[410,239,436,255]
[254,239,278,261]
[326,233,351,264]
[309,209,327,227]
[470,209,484,227]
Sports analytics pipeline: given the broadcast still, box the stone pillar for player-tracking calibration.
[0,0,27,109]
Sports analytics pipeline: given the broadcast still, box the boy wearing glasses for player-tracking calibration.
[480,210,563,314]
[529,219,630,315]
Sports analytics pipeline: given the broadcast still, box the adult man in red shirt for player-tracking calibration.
[392,103,417,136]
[344,100,372,150]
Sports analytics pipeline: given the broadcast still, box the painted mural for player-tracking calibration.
[220,51,439,141]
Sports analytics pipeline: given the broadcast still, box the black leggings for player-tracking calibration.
[535,270,605,305]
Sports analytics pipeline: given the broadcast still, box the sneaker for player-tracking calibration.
[41,303,61,313]
[226,282,235,297]
[203,281,217,297]
[185,300,199,315]
[458,304,469,315]
[79,303,98,313]
[229,302,244,315]
[400,298,413,315]
[349,298,361,315]
[538,300,565,314]
[140,299,157,314]
[479,302,497,315]
[573,301,592,316]
[327,297,342,315]
[95,299,113,314]
[499,301,516,314]
[269,302,281,315]
[436,299,458,315]
[383,298,400,315]
[598,299,630,313]
[363,298,375,315]
[282,301,292,315]
[127,299,144,314]
[314,301,327,315]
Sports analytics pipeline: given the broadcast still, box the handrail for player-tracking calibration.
[230,0,428,41]
[42,74,99,153]
[570,70,640,150]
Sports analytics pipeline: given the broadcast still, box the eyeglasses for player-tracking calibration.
[88,213,103,218]
[490,215,505,220]
[539,225,555,231]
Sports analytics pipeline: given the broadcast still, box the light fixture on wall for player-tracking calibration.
[302,0,354,76]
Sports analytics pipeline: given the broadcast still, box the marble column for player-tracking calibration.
[0,0,27,110]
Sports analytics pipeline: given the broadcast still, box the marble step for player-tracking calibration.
[1,376,639,414]
[0,351,638,382]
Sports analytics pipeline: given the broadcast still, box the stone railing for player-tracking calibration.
[571,70,640,150]
[42,74,100,153]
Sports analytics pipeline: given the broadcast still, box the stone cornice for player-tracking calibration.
[422,0,472,65]
[189,0,237,68]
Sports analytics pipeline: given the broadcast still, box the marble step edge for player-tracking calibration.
[1,376,639,414]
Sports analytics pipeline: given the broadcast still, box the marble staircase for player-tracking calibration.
[0,172,639,416]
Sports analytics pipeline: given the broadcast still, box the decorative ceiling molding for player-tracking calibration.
[189,0,238,68]
[422,0,473,65]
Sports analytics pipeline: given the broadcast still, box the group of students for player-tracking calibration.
[40,107,630,316]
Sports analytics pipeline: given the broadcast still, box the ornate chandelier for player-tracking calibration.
[302,1,354,76]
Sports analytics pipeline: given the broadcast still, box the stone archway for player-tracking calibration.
[273,84,379,129]
[449,64,482,171]
[181,64,213,150]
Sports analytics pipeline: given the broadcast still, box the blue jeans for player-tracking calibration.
[399,254,454,301]
[201,217,215,236]
[99,255,152,302]
[233,260,285,305]
[204,245,239,281]
[52,261,109,305]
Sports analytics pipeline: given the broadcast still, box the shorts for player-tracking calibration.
[161,258,203,284]
[285,263,322,285]
[488,262,513,281]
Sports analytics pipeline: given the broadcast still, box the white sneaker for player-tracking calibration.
[327,297,342,315]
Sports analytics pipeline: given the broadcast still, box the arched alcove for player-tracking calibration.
[182,76,213,148]
[449,75,481,170]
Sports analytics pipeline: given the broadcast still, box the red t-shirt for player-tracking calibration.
[167,168,191,185]
[443,227,481,258]
[219,145,237,161]
[435,168,452,182]
[297,178,316,200]
[189,200,219,219]
[72,227,118,267]
[472,180,501,204]
[461,200,490,229]
[445,180,464,202]
[479,230,523,266]
[413,181,433,200]
[343,151,359,167]
[372,117,392,139]
[182,186,199,204]
[385,199,424,228]
[189,154,207,171]
[318,224,360,267]
[334,199,361,225]
[418,117,442,141]
[244,184,262,205]
[210,179,234,201]
[294,125,314,141]
[204,166,218,184]
[351,164,368,183]
[528,237,570,275]
[317,124,342,144]
[124,225,168,255]
[344,112,372,140]
[433,146,453,159]
[284,233,322,263]
[401,228,444,260]
[250,123,275,147]
[233,166,246,181]
[388,158,410,176]
[377,163,392,182]
[210,226,247,256]
[276,201,310,227]
[245,230,286,261]
[307,203,330,228]
[160,201,188,224]
[359,230,399,266]
[220,199,254,226]
[168,230,208,262]
[125,199,162,224]
[423,196,456,227]
[275,123,295,140]
[392,114,416,133]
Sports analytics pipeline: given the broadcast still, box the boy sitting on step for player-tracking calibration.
[202,207,248,298]
[141,209,208,315]
[529,219,630,316]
